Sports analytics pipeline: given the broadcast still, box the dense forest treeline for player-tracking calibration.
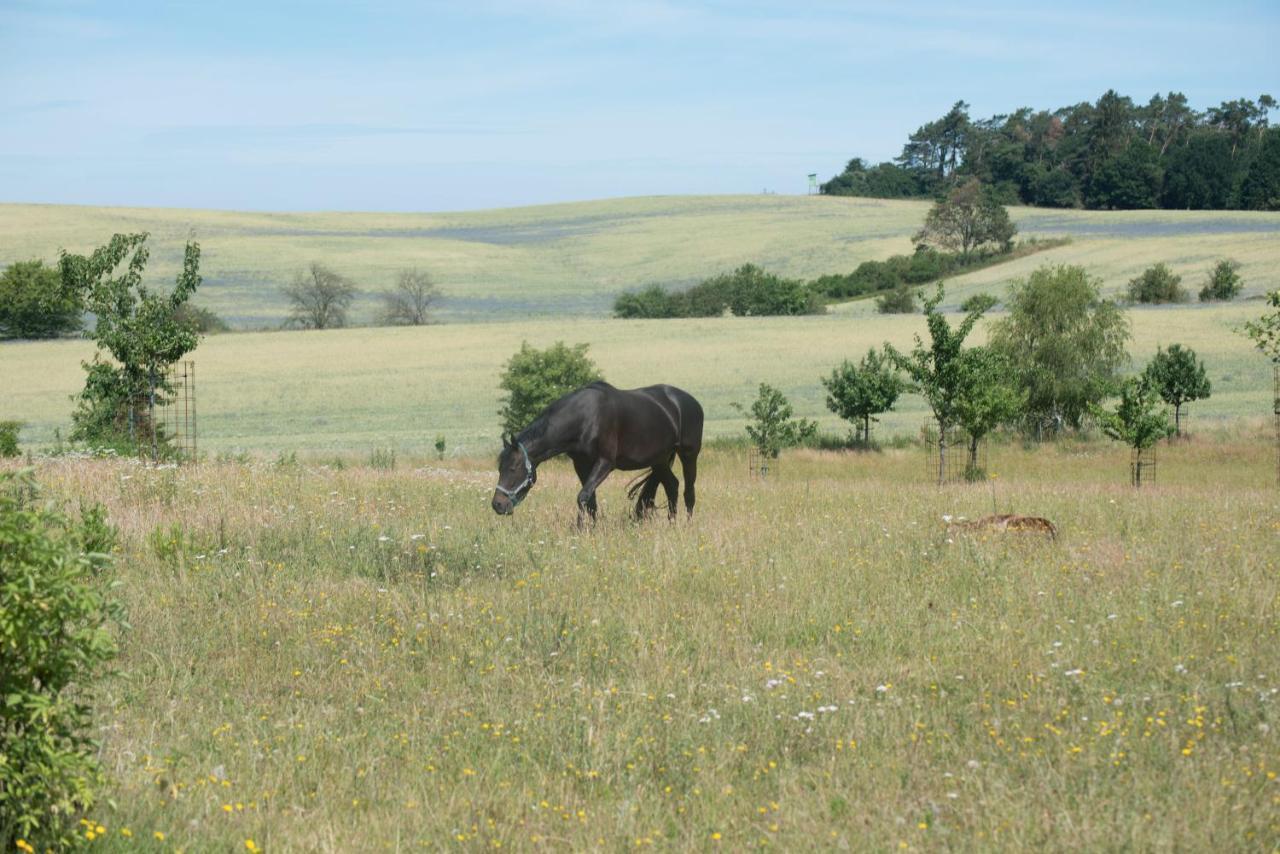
[822,91,1279,210]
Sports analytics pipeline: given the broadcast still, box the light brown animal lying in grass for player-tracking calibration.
[944,514,1058,540]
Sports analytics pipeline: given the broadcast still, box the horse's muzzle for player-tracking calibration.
[491,493,514,515]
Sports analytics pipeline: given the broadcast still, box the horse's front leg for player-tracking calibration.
[576,458,614,527]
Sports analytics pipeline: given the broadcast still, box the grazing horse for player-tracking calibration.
[491,381,703,524]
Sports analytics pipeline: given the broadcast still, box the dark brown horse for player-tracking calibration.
[491,381,703,523]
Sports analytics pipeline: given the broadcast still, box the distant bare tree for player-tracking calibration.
[379,268,442,326]
[283,263,358,329]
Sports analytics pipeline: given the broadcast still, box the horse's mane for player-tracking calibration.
[517,382,615,445]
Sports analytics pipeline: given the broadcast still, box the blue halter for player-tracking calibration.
[495,441,534,505]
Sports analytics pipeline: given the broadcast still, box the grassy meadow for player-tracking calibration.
[1,197,1277,325]
[13,436,1278,851]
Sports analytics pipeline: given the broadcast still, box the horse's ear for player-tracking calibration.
[502,433,512,449]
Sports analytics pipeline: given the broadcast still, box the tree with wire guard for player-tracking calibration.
[1143,344,1210,437]
[821,349,903,447]
[59,233,202,456]
[886,283,993,485]
[1091,376,1174,487]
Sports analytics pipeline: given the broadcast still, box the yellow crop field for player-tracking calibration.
[1,196,1277,325]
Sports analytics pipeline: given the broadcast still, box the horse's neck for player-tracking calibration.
[520,420,567,464]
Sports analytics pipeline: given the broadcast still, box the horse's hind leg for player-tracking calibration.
[656,465,679,519]
[634,472,660,519]
[677,449,698,516]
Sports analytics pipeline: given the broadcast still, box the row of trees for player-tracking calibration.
[0,256,445,340]
[770,266,1217,482]
[823,92,1280,210]
[283,264,442,329]
[617,182,1019,319]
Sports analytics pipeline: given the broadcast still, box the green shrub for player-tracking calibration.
[1127,263,1188,303]
[613,284,684,319]
[498,341,604,436]
[876,285,918,314]
[0,260,83,340]
[0,421,21,457]
[173,302,230,333]
[960,293,998,313]
[1199,259,1242,302]
[0,470,119,849]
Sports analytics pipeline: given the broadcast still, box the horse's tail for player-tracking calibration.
[625,469,656,500]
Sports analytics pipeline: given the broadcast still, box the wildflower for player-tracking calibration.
[154,832,166,841]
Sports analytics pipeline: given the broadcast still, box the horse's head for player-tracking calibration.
[492,435,536,515]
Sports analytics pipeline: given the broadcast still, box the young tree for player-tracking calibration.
[498,341,603,436]
[1199,259,1242,302]
[821,349,904,445]
[913,178,1017,260]
[380,268,442,325]
[953,346,1024,477]
[1127,263,1188,303]
[1091,377,1174,487]
[59,233,202,452]
[731,383,816,459]
[284,262,358,329]
[0,259,83,339]
[1142,344,1210,436]
[990,265,1131,433]
[886,283,990,484]
[1241,289,1280,363]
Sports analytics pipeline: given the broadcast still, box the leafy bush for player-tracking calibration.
[1127,263,1188,304]
[960,293,998,313]
[613,265,821,318]
[725,264,822,316]
[173,303,230,333]
[614,285,684,318]
[0,421,20,457]
[498,341,604,435]
[0,260,83,340]
[0,470,119,849]
[1199,259,1242,302]
[731,383,816,459]
[990,264,1131,433]
[876,285,917,314]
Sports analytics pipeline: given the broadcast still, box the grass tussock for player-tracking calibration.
[15,435,1278,851]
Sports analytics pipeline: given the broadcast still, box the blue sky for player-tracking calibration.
[1,0,1276,212]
